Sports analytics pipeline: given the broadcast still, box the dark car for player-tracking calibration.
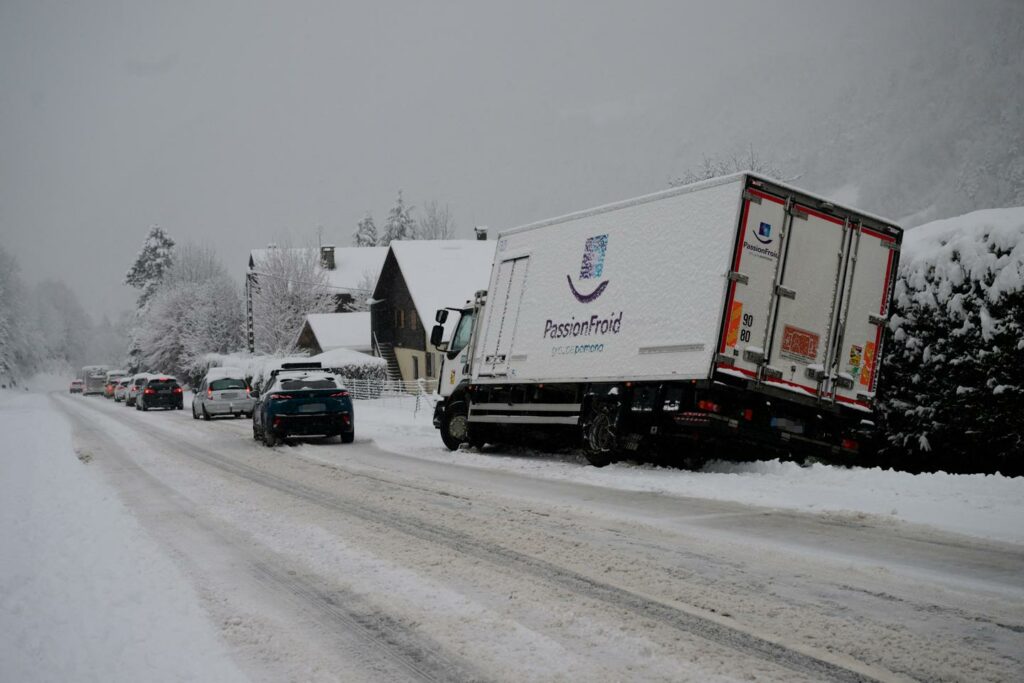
[136,376,184,411]
[69,379,84,394]
[252,368,353,446]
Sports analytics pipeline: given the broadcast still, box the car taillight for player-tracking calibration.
[341,413,351,425]
[173,387,183,394]
[329,391,350,398]
[207,388,213,398]
[698,399,721,414]
[841,438,859,452]
[144,388,155,395]
[269,394,292,400]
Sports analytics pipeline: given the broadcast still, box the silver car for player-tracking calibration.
[125,373,151,407]
[192,371,254,420]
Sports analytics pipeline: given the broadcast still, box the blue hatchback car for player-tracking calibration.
[252,364,354,446]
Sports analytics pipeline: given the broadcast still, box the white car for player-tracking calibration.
[192,368,255,420]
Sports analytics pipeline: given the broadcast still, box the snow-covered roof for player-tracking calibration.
[309,346,386,367]
[249,246,387,292]
[300,312,372,351]
[384,240,496,323]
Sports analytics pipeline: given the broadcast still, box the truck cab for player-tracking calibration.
[431,294,484,449]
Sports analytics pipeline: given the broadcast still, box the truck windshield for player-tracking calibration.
[450,311,474,355]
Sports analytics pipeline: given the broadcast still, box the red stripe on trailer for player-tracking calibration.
[861,226,896,242]
[717,364,871,409]
[720,199,752,353]
[747,188,785,205]
[869,248,896,390]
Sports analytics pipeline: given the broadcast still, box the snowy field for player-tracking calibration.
[0,388,246,683]
[346,395,1024,545]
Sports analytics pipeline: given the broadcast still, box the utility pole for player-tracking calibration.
[245,271,256,353]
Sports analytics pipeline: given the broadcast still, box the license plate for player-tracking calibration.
[298,403,325,413]
[221,392,239,399]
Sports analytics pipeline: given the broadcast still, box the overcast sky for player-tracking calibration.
[0,0,993,319]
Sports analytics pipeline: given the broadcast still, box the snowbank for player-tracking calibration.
[345,399,1024,544]
[0,390,245,682]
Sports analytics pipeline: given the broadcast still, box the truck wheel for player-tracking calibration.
[440,402,470,451]
[582,404,616,467]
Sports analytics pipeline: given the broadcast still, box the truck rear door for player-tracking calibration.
[762,203,850,398]
[478,256,530,377]
[824,226,898,408]
[717,187,788,381]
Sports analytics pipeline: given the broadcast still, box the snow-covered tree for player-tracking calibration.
[381,190,416,246]
[669,147,788,187]
[0,247,43,381]
[878,208,1024,476]
[353,214,379,247]
[251,244,335,353]
[125,226,175,308]
[131,243,243,377]
[416,200,455,240]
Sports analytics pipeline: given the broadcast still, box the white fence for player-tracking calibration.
[339,377,438,415]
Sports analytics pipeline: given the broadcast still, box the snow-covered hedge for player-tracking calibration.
[193,348,386,394]
[879,207,1024,475]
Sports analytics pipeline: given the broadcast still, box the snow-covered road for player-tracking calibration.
[5,390,1023,681]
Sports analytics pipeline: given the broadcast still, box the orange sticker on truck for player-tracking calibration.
[726,301,743,347]
[859,341,876,386]
[780,325,820,364]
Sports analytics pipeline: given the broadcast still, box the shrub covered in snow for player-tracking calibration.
[879,208,1024,475]
[194,348,386,394]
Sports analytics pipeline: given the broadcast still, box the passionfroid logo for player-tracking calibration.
[567,234,610,303]
[754,221,773,245]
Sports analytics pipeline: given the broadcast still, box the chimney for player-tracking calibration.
[320,245,336,270]
[474,226,488,241]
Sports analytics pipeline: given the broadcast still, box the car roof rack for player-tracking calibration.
[269,361,322,379]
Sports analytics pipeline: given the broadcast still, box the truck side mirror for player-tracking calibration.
[435,309,449,324]
[430,324,448,350]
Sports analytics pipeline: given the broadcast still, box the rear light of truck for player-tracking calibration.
[841,438,859,452]
[742,408,754,421]
[697,400,721,414]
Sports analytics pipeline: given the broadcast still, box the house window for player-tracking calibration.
[425,351,433,378]
[410,309,418,331]
[395,309,404,328]
[413,355,420,379]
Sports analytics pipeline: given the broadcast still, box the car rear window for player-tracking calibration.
[210,378,247,391]
[278,377,338,391]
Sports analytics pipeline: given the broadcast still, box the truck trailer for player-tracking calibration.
[430,174,902,466]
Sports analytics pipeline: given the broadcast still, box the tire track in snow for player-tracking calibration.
[55,395,488,683]
[57,395,899,683]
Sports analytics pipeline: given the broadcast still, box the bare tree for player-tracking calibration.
[342,268,381,312]
[670,146,791,187]
[416,200,456,240]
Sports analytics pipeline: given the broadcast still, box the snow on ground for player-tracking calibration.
[0,389,246,683]
[349,396,1024,545]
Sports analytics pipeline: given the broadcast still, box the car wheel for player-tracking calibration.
[202,406,211,421]
[192,404,199,419]
[135,400,141,411]
[263,428,278,447]
[341,432,354,444]
[252,424,261,441]
[141,401,148,411]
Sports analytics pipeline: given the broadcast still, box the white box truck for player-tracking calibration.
[430,174,902,466]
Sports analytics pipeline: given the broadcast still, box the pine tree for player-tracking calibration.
[353,214,379,247]
[125,226,176,308]
[381,190,416,246]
